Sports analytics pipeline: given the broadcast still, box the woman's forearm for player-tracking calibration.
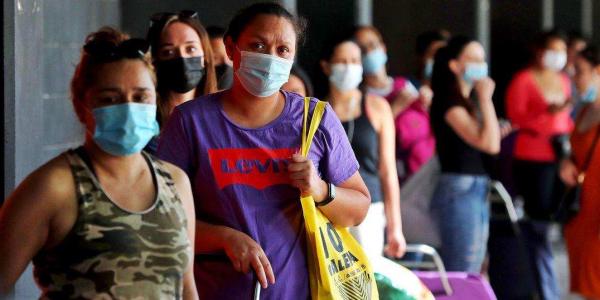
[182,270,199,300]
[380,170,402,234]
[480,99,501,154]
[317,175,371,227]
[195,220,236,254]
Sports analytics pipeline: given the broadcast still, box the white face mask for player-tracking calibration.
[329,63,363,92]
[542,50,567,72]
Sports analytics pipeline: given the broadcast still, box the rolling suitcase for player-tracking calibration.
[401,244,497,300]
[487,181,541,299]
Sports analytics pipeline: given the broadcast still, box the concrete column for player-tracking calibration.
[582,0,593,38]
[3,0,16,200]
[476,0,491,57]
[542,0,554,30]
[279,0,297,15]
[355,0,372,26]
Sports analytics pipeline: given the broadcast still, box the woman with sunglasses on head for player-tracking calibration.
[429,36,500,272]
[157,3,370,299]
[0,27,198,299]
[145,11,218,153]
[319,35,406,259]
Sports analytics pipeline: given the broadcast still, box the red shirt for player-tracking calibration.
[506,69,574,162]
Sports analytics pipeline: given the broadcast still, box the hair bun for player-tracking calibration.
[84,26,130,46]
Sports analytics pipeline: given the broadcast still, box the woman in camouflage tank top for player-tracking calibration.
[0,27,198,299]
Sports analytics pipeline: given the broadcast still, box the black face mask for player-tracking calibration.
[156,56,204,93]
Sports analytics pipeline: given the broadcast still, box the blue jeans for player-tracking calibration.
[431,173,490,272]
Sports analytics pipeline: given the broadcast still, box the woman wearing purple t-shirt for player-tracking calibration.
[157,3,371,299]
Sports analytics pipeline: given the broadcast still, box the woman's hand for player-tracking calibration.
[418,85,433,108]
[222,229,275,288]
[288,153,328,203]
[499,119,515,139]
[384,228,407,258]
[474,77,495,102]
[548,98,572,114]
[559,159,580,187]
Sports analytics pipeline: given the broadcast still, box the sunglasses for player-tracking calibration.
[83,38,150,62]
[149,10,199,28]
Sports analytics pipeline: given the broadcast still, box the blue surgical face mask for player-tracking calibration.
[424,59,434,80]
[362,48,388,75]
[463,62,488,85]
[581,85,598,103]
[236,50,294,97]
[329,63,363,92]
[92,103,159,156]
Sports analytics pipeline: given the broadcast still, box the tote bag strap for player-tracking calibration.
[301,97,327,157]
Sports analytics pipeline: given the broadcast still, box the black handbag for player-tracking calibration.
[553,125,600,224]
[551,134,572,160]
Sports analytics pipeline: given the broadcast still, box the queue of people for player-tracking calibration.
[1,2,600,300]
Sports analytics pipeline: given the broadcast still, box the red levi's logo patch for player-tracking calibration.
[208,148,296,189]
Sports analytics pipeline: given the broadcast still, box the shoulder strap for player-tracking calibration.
[301,97,327,157]
[143,152,180,203]
[63,149,97,202]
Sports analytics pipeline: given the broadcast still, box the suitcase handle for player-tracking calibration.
[405,244,453,296]
[489,180,519,224]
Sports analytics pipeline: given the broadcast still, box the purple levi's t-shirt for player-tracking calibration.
[157,90,359,300]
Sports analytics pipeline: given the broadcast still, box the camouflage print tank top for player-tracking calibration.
[32,149,192,300]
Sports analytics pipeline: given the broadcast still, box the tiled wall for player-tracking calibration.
[40,0,121,160]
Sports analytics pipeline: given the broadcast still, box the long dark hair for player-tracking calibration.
[315,31,358,97]
[431,35,477,114]
[579,45,600,66]
[147,12,218,125]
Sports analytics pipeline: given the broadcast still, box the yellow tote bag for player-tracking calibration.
[300,97,379,300]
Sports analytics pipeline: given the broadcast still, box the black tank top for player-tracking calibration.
[430,92,486,175]
[341,94,382,202]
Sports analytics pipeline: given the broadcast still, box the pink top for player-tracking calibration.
[383,77,414,103]
[506,69,574,162]
[395,101,435,179]
[379,77,435,181]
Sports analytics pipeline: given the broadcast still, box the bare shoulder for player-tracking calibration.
[159,160,190,185]
[445,105,474,128]
[366,93,392,115]
[17,154,74,199]
[4,153,75,216]
[157,160,195,217]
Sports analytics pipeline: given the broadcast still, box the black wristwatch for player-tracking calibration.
[316,182,336,207]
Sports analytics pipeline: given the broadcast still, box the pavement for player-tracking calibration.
[551,225,583,300]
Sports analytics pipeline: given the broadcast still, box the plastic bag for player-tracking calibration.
[371,256,434,300]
